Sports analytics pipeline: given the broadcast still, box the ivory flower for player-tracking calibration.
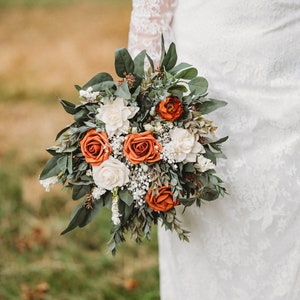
[96,97,139,136]
[166,127,204,162]
[92,157,130,190]
[194,155,215,172]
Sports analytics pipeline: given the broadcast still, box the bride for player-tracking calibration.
[128,0,300,299]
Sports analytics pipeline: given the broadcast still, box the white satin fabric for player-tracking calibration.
[129,1,300,299]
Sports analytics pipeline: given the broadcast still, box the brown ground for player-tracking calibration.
[0,2,131,205]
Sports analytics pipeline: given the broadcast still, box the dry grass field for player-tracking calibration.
[0,1,159,299]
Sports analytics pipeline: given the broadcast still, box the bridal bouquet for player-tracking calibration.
[40,38,227,254]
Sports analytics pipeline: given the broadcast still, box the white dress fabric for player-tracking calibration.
[128,1,300,299]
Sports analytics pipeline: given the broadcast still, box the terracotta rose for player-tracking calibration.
[123,131,162,164]
[156,96,184,122]
[80,129,112,166]
[145,185,179,212]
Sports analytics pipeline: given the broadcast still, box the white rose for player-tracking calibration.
[96,97,139,136]
[92,157,130,190]
[168,127,204,162]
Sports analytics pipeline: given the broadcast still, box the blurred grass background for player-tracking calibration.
[0,0,159,299]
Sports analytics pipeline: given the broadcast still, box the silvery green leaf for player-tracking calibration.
[82,72,114,90]
[39,155,63,180]
[119,189,134,206]
[114,80,131,99]
[115,48,134,78]
[188,77,208,95]
[169,62,192,75]
[133,50,146,77]
[199,98,227,114]
[175,67,198,80]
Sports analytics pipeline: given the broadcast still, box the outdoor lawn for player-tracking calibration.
[0,1,159,299]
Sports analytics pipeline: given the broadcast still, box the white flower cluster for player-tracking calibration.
[111,194,121,225]
[109,134,125,158]
[92,187,106,199]
[194,156,215,173]
[40,176,59,192]
[79,87,100,102]
[127,164,151,206]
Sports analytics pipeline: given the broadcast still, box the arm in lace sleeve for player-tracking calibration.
[128,0,177,64]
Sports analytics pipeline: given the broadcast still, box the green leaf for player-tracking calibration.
[74,84,82,92]
[118,189,134,206]
[57,156,68,173]
[203,146,216,165]
[114,48,134,78]
[82,72,114,90]
[188,77,208,95]
[211,136,229,145]
[72,184,90,200]
[169,62,192,75]
[61,198,103,235]
[161,42,177,71]
[146,53,154,70]
[60,99,77,115]
[183,163,196,173]
[133,50,146,77]
[61,204,86,235]
[74,108,88,123]
[175,67,198,80]
[91,81,116,92]
[39,155,63,180]
[55,124,71,141]
[199,98,227,115]
[201,187,219,201]
[114,80,131,99]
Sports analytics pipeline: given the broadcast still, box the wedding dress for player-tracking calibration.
[128,1,300,299]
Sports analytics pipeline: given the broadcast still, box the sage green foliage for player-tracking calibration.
[40,37,228,255]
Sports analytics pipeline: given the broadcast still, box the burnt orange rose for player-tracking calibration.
[80,129,112,166]
[156,96,184,122]
[123,131,162,164]
[145,185,179,212]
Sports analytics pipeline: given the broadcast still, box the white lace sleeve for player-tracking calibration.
[128,0,177,64]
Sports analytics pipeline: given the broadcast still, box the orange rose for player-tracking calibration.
[145,185,179,212]
[156,96,184,122]
[80,129,112,166]
[123,131,162,164]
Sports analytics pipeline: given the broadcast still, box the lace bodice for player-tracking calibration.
[128,0,176,63]
[128,1,300,299]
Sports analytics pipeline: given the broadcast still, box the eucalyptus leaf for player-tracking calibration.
[60,99,77,115]
[199,98,227,115]
[119,189,134,206]
[161,42,177,71]
[55,125,71,141]
[39,155,63,180]
[201,187,219,201]
[115,48,134,78]
[169,62,192,75]
[175,67,198,80]
[82,72,114,90]
[90,81,116,92]
[188,77,208,95]
[57,156,68,173]
[72,184,90,200]
[114,80,131,99]
[146,53,154,71]
[133,50,146,77]
[61,204,88,235]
